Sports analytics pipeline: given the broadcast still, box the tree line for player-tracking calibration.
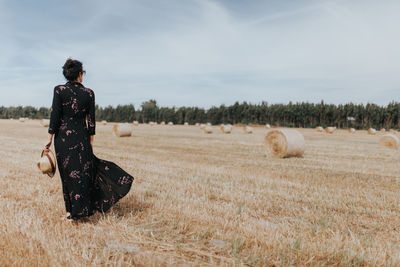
[1,100,400,130]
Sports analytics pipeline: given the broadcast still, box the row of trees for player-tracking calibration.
[1,100,400,130]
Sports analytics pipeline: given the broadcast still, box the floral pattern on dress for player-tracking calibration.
[48,81,134,219]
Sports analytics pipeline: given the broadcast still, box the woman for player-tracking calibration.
[45,58,134,220]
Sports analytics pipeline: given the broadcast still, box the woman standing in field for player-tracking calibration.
[45,58,134,220]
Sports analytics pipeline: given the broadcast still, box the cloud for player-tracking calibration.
[0,0,399,108]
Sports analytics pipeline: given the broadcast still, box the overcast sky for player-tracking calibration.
[0,0,399,108]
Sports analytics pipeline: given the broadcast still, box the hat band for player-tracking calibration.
[45,153,55,174]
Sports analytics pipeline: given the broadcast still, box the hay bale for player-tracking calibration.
[368,128,376,135]
[160,121,165,125]
[19,118,25,122]
[101,120,107,125]
[40,119,50,127]
[133,121,139,126]
[265,123,271,129]
[325,127,336,134]
[195,123,199,126]
[184,122,189,126]
[244,126,253,134]
[380,134,399,149]
[206,122,211,126]
[389,129,397,134]
[222,125,232,134]
[316,126,323,132]
[380,128,386,133]
[113,124,132,137]
[265,129,305,158]
[348,128,356,133]
[200,124,206,129]
[168,122,174,126]
[203,126,213,134]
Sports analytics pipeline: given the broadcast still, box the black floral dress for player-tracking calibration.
[48,81,134,218]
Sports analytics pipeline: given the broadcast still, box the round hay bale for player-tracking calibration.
[222,125,232,134]
[203,126,213,134]
[19,118,25,122]
[200,124,206,129]
[168,122,174,126]
[389,129,397,134]
[206,122,211,126]
[113,124,132,137]
[40,119,50,127]
[244,126,253,134]
[149,121,155,126]
[265,129,305,158]
[380,128,386,133]
[133,121,139,126]
[348,128,356,133]
[380,134,399,149]
[325,127,335,134]
[101,120,107,125]
[195,123,199,126]
[368,128,376,135]
[266,124,271,129]
[184,122,189,126]
[316,126,323,132]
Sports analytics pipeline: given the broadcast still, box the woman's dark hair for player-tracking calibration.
[62,58,83,81]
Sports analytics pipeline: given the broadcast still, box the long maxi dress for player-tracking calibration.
[48,81,134,218]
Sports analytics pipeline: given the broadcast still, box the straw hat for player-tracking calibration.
[37,149,56,177]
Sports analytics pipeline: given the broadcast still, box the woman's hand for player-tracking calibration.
[45,133,54,149]
[90,135,94,146]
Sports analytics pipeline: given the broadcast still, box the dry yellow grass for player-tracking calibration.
[1,120,400,266]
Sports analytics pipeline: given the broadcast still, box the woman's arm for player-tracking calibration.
[46,87,62,148]
[87,89,96,146]
[45,133,54,149]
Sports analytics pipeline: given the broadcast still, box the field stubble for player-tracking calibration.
[1,119,400,266]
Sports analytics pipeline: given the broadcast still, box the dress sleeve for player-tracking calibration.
[87,90,96,135]
[48,87,62,134]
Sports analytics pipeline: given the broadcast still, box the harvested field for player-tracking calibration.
[1,119,400,266]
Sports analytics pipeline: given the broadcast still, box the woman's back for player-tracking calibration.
[49,81,95,136]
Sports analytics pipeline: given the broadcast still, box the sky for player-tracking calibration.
[0,0,399,108]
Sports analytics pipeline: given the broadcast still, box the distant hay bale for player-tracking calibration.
[206,122,211,126]
[349,128,356,133]
[40,119,50,127]
[133,121,139,126]
[316,126,323,132]
[368,128,376,135]
[160,121,166,125]
[184,122,189,126]
[113,124,132,137]
[389,129,397,134]
[203,126,213,134]
[265,129,305,158]
[380,134,399,149]
[168,122,174,126]
[200,124,206,129]
[222,125,232,134]
[149,121,155,126]
[19,118,25,122]
[266,124,271,129]
[380,128,386,133]
[195,123,199,126]
[101,120,107,125]
[325,127,336,134]
[244,126,253,134]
